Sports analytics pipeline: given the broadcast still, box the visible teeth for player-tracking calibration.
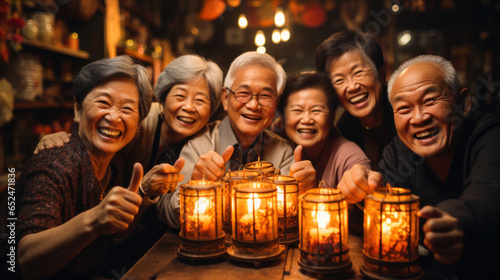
[178,116,195,123]
[243,114,260,120]
[415,129,438,139]
[298,129,316,135]
[99,128,121,138]
[349,93,368,103]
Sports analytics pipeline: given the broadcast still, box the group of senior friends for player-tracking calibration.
[5,30,499,279]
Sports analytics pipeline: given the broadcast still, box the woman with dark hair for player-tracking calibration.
[315,30,396,170]
[14,56,179,279]
[277,71,370,192]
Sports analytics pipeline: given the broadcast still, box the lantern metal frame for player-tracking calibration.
[267,174,299,244]
[227,181,285,267]
[360,187,423,280]
[298,188,351,277]
[178,180,226,261]
[222,170,260,245]
[243,160,275,177]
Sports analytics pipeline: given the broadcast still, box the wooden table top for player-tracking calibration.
[123,230,366,280]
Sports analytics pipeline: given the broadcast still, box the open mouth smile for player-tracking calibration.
[242,114,261,121]
[177,116,196,124]
[99,127,122,139]
[349,93,368,104]
[414,128,439,140]
[298,129,317,135]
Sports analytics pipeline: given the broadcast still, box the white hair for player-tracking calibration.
[224,51,286,96]
[387,55,460,100]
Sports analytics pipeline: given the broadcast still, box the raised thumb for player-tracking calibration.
[128,162,143,193]
[294,145,302,162]
[221,145,235,164]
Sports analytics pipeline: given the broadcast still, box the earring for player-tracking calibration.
[73,117,78,123]
[136,127,139,133]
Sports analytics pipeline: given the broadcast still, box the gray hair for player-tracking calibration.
[387,55,460,100]
[155,54,223,116]
[224,51,286,96]
[73,55,153,122]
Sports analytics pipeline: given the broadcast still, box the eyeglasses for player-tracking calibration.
[226,87,277,107]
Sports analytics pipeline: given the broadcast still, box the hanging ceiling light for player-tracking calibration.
[257,46,266,53]
[272,29,281,44]
[255,30,265,46]
[274,8,285,28]
[281,28,290,42]
[238,14,248,29]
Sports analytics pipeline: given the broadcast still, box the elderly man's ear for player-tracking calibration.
[459,88,472,117]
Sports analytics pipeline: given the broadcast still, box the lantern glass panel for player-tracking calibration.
[232,181,278,242]
[268,175,299,242]
[299,188,349,266]
[179,180,223,240]
[362,187,422,278]
[223,171,260,237]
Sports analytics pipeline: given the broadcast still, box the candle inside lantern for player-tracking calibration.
[232,181,277,243]
[298,188,351,274]
[361,187,422,279]
[307,204,340,253]
[238,193,273,241]
[179,180,223,240]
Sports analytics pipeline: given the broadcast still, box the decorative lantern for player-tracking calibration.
[228,181,285,266]
[299,188,351,276]
[267,175,299,244]
[178,180,226,260]
[243,159,275,178]
[361,187,423,279]
[222,170,260,244]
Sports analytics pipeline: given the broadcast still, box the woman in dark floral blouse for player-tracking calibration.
[15,56,179,279]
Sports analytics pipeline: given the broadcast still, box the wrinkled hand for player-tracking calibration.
[141,158,185,196]
[34,132,71,154]
[289,145,317,194]
[419,206,464,265]
[337,164,383,204]
[88,163,143,235]
[192,146,234,181]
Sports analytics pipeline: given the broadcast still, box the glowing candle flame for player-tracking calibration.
[195,198,209,215]
[247,194,261,214]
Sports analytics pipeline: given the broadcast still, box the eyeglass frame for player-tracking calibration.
[225,87,277,107]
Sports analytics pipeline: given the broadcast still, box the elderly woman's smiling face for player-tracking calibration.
[75,77,140,158]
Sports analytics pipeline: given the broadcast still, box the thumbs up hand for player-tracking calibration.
[289,145,317,195]
[192,146,234,181]
[89,163,144,235]
[141,158,185,197]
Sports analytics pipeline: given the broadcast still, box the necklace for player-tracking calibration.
[97,166,111,200]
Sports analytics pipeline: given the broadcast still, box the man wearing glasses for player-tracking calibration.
[158,51,316,228]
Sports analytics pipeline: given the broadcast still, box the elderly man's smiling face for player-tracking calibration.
[390,62,463,161]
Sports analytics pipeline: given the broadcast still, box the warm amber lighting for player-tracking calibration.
[227,181,284,264]
[222,170,260,244]
[299,188,351,275]
[281,28,290,42]
[274,8,285,27]
[361,187,423,279]
[254,30,265,46]
[178,180,226,260]
[244,159,274,177]
[268,175,299,244]
[238,14,248,29]
[256,46,266,53]
[272,29,281,44]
